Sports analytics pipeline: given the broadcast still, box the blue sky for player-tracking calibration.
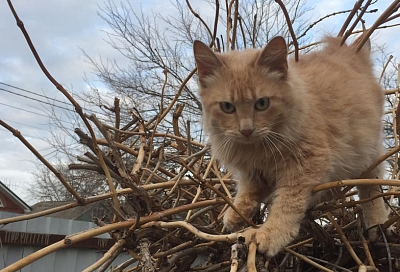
[0,0,399,203]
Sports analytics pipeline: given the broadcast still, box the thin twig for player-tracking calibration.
[275,0,299,62]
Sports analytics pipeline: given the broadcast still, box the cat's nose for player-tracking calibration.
[240,129,254,137]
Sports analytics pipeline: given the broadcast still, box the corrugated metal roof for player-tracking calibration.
[0,244,134,272]
[0,211,108,238]
[0,211,135,271]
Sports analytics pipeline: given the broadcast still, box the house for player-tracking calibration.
[0,181,32,214]
[0,183,133,271]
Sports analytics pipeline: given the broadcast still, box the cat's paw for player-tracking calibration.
[238,226,298,257]
[239,228,272,254]
[223,207,249,232]
[238,228,275,257]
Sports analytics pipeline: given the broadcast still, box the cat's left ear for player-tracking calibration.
[256,36,288,77]
[193,40,223,88]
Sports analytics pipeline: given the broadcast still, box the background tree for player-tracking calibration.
[31,0,313,200]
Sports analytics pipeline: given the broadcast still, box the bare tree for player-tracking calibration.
[30,162,107,202]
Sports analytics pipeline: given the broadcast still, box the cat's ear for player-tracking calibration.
[193,40,223,88]
[256,36,288,77]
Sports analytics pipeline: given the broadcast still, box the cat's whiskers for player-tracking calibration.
[261,137,279,179]
[262,135,286,167]
[267,132,305,176]
[214,135,234,159]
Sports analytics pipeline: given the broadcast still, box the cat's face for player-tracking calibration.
[193,37,294,145]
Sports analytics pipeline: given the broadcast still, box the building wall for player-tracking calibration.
[0,245,134,272]
[0,193,24,214]
[0,211,134,271]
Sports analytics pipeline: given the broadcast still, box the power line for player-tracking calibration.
[0,81,111,117]
[0,102,49,118]
[0,117,45,130]
[0,126,48,141]
[0,81,72,106]
[0,82,146,125]
[0,87,76,112]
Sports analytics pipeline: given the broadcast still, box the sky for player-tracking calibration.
[0,0,399,204]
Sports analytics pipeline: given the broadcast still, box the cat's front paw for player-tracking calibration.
[223,207,249,232]
[223,199,260,232]
[239,227,274,256]
[239,226,297,257]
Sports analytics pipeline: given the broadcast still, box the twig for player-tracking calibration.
[230,244,239,272]
[284,248,334,272]
[378,224,392,272]
[380,55,394,84]
[226,0,235,50]
[0,120,83,203]
[326,212,363,266]
[186,0,214,41]
[297,9,353,41]
[231,0,239,50]
[82,239,125,272]
[139,238,155,272]
[354,0,400,52]
[211,0,220,49]
[313,179,400,193]
[131,122,146,176]
[338,0,364,37]
[357,217,376,269]
[141,221,237,242]
[341,0,373,45]
[275,0,299,62]
[246,242,257,272]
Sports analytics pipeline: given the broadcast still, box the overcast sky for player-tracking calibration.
[0,0,399,204]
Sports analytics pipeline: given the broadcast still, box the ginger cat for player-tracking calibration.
[193,36,389,257]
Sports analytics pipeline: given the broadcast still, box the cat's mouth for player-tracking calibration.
[233,134,263,144]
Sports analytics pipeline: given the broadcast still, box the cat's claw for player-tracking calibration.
[238,228,276,256]
[238,225,299,257]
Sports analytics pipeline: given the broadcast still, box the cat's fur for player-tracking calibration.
[193,36,389,257]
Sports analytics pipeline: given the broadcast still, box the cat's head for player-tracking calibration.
[193,37,301,146]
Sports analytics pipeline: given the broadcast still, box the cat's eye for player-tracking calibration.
[220,102,236,113]
[254,98,270,111]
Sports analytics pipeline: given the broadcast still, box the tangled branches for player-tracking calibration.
[1,0,400,271]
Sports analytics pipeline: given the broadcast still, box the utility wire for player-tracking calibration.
[0,81,72,106]
[0,102,49,118]
[0,126,48,141]
[0,117,45,130]
[0,81,113,117]
[0,81,146,126]
[0,87,75,112]
[0,103,80,127]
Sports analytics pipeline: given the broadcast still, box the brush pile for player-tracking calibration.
[1,0,400,271]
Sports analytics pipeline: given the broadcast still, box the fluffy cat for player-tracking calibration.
[193,36,389,257]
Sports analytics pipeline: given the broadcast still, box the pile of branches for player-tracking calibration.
[1,0,400,271]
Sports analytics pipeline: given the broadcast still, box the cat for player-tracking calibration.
[193,36,389,257]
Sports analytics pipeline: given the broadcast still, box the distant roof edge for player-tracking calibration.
[0,181,32,212]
